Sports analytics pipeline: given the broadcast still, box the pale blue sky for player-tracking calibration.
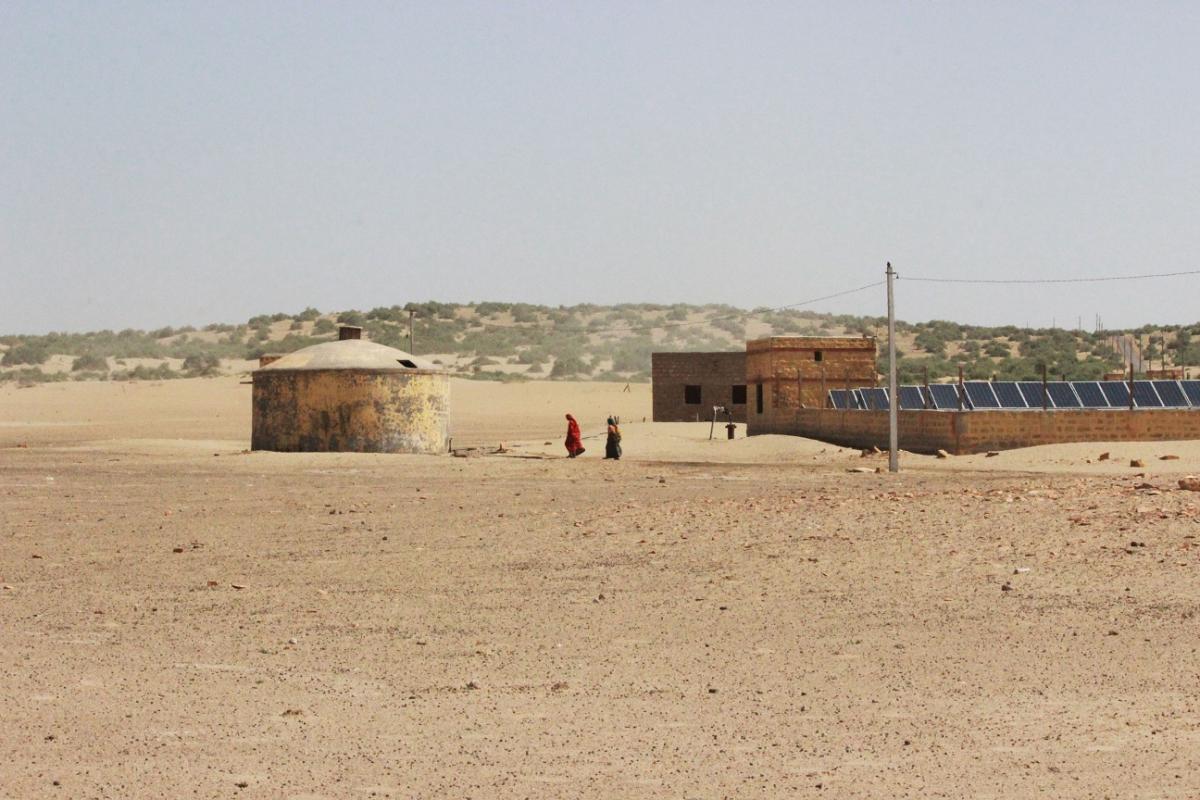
[3,2,1199,333]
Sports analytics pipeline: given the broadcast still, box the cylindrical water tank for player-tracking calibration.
[251,337,449,454]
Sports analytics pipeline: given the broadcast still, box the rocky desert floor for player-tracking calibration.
[4,377,1200,798]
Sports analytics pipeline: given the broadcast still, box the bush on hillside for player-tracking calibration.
[2,342,51,366]
[112,363,176,381]
[182,353,221,376]
[72,353,108,372]
[550,356,591,378]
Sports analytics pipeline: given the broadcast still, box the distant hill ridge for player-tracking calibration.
[2,302,1195,385]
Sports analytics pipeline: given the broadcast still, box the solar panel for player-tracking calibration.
[1131,381,1164,408]
[828,389,849,409]
[963,382,1000,409]
[1154,380,1188,407]
[1046,382,1082,408]
[1182,381,1200,407]
[992,382,1027,408]
[928,384,962,410]
[1072,381,1109,408]
[898,386,926,410]
[1099,381,1131,407]
[850,389,868,410]
[861,387,890,410]
[1018,381,1048,408]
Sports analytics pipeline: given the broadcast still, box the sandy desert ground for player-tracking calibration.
[4,377,1200,798]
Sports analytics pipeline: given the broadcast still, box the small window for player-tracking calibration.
[755,383,764,414]
[731,385,747,404]
[684,385,702,405]
[397,359,417,369]
[814,351,823,362]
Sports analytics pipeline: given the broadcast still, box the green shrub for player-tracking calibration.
[0,367,67,384]
[2,342,51,366]
[112,363,176,381]
[475,302,511,317]
[72,353,108,372]
[550,356,591,378]
[511,304,538,324]
[464,370,528,383]
[182,353,221,376]
[984,342,1010,358]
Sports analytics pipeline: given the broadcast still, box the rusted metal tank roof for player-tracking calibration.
[255,339,444,373]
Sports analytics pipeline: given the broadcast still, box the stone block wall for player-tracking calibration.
[652,352,747,422]
[754,407,1200,455]
[746,336,877,431]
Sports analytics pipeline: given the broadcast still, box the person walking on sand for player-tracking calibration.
[564,414,586,458]
[604,416,622,460]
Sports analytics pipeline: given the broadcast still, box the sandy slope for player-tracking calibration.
[3,378,1200,797]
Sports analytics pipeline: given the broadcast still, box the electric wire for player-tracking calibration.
[900,268,1200,285]
[422,279,885,337]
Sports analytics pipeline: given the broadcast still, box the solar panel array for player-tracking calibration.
[827,380,1200,411]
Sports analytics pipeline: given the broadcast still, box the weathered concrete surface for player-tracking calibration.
[252,369,449,454]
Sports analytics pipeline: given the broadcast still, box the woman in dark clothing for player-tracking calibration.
[604,416,622,460]
[564,414,585,458]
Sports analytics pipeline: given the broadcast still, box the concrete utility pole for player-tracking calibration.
[886,262,898,473]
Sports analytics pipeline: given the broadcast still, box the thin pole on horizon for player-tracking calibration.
[886,262,898,473]
[408,310,415,354]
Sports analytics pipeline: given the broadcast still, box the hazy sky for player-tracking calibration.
[4,2,1200,334]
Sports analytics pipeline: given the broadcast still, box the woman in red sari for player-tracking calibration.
[564,414,586,458]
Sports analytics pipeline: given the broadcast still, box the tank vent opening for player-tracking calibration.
[397,359,418,369]
[339,326,363,340]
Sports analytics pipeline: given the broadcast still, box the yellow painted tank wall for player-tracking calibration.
[252,370,449,454]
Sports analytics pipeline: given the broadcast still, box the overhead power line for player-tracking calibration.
[901,268,1200,285]
[453,279,885,337]
[581,280,886,335]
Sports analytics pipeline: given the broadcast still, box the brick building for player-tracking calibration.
[651,352,748,422]
[746,336,878,434]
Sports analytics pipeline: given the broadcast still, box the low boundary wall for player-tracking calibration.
[750,408,1200,455]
